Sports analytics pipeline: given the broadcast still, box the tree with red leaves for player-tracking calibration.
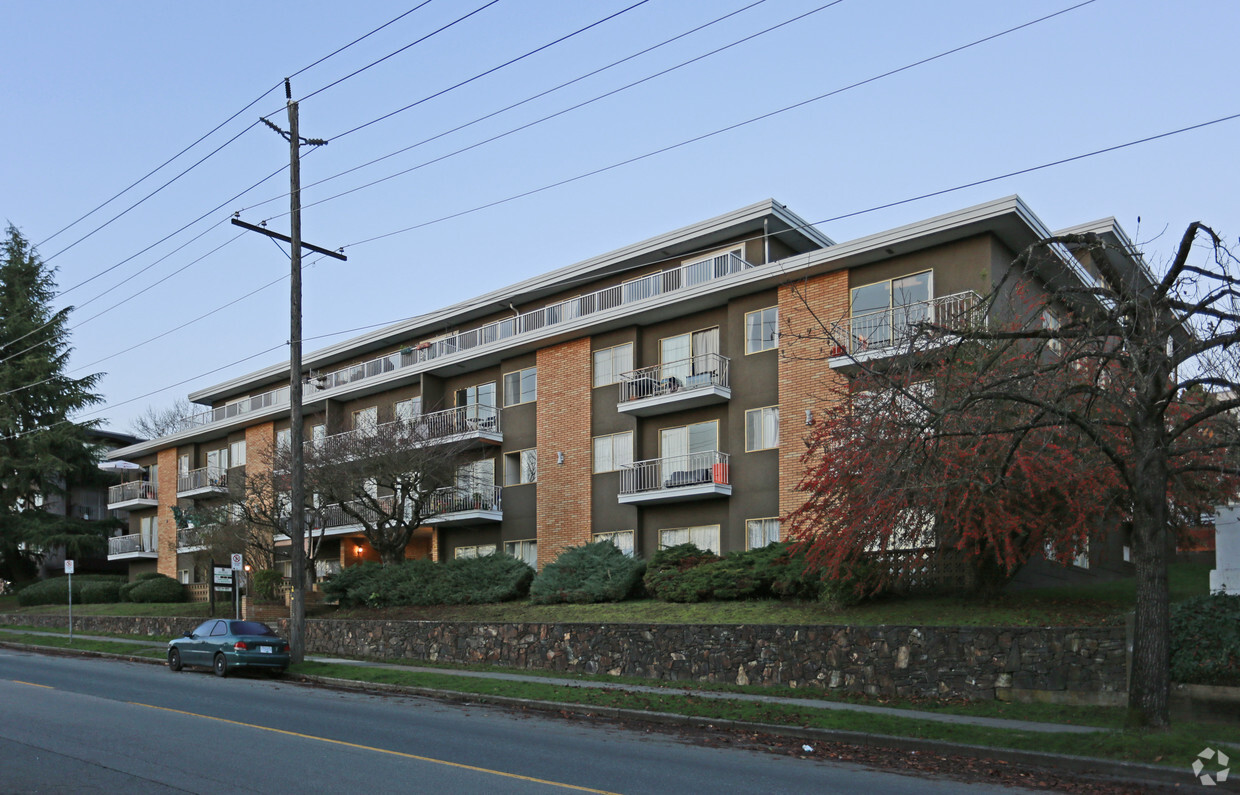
[788,223,1240,728]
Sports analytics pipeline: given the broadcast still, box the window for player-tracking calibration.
[1074,539,1090,569]
[178,569,190,585]
[660,327,719,383]
[745,406,780,451]
[140,515,158,550]
[869,510,935,552]
[456,382,496,408]
[504,449,537,485]
[594,529,635,556]
[395,397,421,423]
[454,544,496,559]
[503,367,537,406]
[177,453,190,477]
[353,406,378,435]
[745,307,778,353]
[229,439,246,467]
[849,271,932,348]
[660,420,718,459]
[659,525,720,555]
[205,448,227,474]
[593,432,633,473]
[311,424,327,449]
[505,539,537,568]
[1043,308,1062,356]
[457,459,495,491]
[747,518,780,548]
[593,343,634,387]
[275,428,291,454]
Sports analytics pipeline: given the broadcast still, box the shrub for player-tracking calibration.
[79,581,122,604]
[322,555,534,608]
[643,542,828,603]
[127,574,186,603]
[1170,594,1240,686]
[530,541,645,604]
[17,575,126,606]
[643,543,721,602]
[252,569,284,603]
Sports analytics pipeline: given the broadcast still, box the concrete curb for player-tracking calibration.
[0,639,1207,790]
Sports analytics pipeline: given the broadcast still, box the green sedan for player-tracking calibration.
[168,619,290,677]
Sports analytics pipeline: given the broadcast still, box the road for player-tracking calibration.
[0,648,1018,794]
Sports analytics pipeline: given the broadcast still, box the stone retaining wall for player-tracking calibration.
[0,613,1129,700]
[295,619,1128,700]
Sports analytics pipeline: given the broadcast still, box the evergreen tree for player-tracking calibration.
[0,225,105,583]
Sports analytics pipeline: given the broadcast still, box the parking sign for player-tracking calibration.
[230,553,243,570]
[64,560,75,574]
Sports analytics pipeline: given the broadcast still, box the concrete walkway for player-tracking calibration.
[0,627,1103,735]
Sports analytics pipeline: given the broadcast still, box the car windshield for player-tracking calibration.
[229,621,275,637]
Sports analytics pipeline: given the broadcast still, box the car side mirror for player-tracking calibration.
[183,632,194,638]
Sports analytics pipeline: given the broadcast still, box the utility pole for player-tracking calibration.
[238,79,342,665]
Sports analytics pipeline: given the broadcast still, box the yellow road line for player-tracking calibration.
[130,701,619,794]
[11,680,53,689]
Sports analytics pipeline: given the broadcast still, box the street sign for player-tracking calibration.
[230,553,243,570]
[64,560,75,574]
[213,568,233,585]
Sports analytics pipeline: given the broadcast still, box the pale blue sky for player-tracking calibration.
[3,0,1237,434]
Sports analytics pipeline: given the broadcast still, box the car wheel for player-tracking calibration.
[213,653,228,678]
[168,649,183,672]
[268,668,286,677]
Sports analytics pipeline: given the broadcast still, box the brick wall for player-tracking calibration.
[156,448,178,577]
[777,272,849,520]
[535,338,593,567]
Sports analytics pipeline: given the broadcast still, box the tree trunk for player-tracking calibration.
[1127,429,1172,728]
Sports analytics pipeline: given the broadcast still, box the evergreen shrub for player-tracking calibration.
[17,575,125,606]
[322,554,534,608]
[127,574,186,603]
[79,581,123,603]
[529,541,645,604]
[1170,594,1240,686]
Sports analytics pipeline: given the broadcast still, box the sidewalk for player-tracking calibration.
[0,627,1098,735]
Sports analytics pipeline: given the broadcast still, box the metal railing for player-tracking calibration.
[618,353,730,403]
[619,451,730,496]
[107,480,157,504]
[315,404,501,454]
[177,465,228,494]
[170,252,753,437]
[108,533,157,556]
[427,484,502,515]
[828,291,982,356]
[177,527,209,550]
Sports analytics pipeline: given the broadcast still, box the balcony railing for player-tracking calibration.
[108,533,157,557]
[177,466,228,495]
[618,353,730,403]
[620,451,730,497]
[426,484,502,516]
[828,291,982,357]
[177,527,210,550]
[314,405,502,455]
[107,480,157,506]
[169,251,754,437]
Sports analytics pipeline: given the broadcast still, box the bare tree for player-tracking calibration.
[789,223,1240,728]
[129,398,195,439]
[303,408,482,565]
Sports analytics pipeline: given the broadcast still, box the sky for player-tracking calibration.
[2,0,1238,435]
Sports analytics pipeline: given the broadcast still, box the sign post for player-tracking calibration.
[213,563,233,618]
[64,560,74,642]
[231,554,243,620]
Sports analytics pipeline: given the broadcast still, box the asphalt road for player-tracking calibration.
[0,648,1018,794]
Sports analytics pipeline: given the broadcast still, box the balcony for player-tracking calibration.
[107,480,158,510]
[827,291,982,367]
[177,526,211,552]
[619,451,731,504]
[424,485,503,526]
[177,466,229,498]
[107,533,159,560]
[166,251,754,439]
[617,353,731,416]
[314,405,502,458]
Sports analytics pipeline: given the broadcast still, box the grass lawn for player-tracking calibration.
[292,659,1239,768]
[0,562,1212,627]
[0,630,166,659]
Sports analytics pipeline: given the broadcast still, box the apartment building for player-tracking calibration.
[105,196,1138,584]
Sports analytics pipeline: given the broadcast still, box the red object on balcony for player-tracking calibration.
[712,463,729,484]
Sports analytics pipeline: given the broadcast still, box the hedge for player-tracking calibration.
[17,575,126,607]
[1170,594,1240,686]
[79,581,123,604]
[643,542,825,603]
[127,574,186,603]
[119,571,167,602]
[529,541,645,604]
[322,554,534,608]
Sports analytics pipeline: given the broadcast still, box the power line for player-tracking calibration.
[326,0,655,141]
[298,0,503,104]
[241,0,770,214]
[341,0,1099,249]
[36,2,441,251]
